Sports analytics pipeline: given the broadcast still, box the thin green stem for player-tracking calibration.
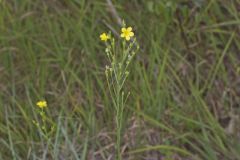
[104,35,138,160]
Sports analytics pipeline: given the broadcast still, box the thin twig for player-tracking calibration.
[106,0,122,26]
[102,19,119,37]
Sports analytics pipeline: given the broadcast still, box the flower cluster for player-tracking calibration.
[100,33,110,41]
[120,27,134,41]
[100,26,135,42]
[100,23,139,160]
[33,100,55,140]
[36,100,47,108]
[100,24,139,81]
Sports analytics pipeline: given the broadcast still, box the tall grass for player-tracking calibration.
[0,0,240,159]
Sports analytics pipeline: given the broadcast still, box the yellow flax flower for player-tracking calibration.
[100,33,110,41]
[36,100,47,109]
[121,27,134,41]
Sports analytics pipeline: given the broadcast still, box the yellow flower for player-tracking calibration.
[100,33,110,41]
[121,27,134,41]
[36,100,47,108]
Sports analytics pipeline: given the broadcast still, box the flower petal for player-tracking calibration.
[127,27,132,32]
[126,36,130,41]
[100,33,105,38]
[121,28,126,32]
[120,33,125,37]
[129,32,134,37]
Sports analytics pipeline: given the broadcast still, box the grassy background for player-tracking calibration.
[0,0,240,159]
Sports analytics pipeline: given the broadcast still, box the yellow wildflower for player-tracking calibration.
[100,33,110,41]
[36,100,47,108]
[121,27,134,41]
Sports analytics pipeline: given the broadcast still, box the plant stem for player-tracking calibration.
[116,78,122,160]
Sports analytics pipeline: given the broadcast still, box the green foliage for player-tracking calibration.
[102,25,139,160]
[0,0,239,159]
